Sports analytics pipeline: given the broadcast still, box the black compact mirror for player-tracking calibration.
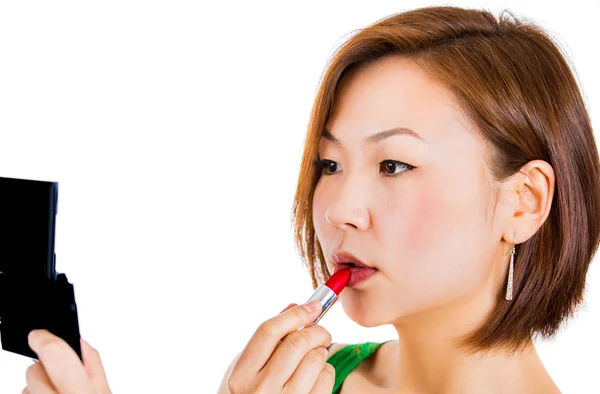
[0,176,81,360]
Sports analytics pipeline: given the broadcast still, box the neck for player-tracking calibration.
[387,287,546,394]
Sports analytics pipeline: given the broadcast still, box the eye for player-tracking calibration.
[313,159,340,176]
[379,160,415,177]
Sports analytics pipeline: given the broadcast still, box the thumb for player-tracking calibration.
[80,338,111,393]
[279,303,298,314]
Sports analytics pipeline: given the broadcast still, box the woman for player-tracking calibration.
[220,5,599,394]
[23,5,599,394]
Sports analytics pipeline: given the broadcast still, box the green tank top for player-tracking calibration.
[326,341,390,394]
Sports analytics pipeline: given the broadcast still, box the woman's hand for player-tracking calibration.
[225,301,335,393]
[23,329,111,394]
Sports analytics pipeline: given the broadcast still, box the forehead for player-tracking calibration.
[324,56,473,148]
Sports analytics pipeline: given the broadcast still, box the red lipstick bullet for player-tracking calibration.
[305,268,350,324]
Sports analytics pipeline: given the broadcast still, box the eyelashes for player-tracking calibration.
[313,159,415,178]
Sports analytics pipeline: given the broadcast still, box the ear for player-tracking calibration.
[501,160,556,244]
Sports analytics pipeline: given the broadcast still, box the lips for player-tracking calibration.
[334,262,369,271]
[331,251,378,287]
[331,251,374,270]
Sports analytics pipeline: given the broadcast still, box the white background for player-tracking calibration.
[0,1,598,392]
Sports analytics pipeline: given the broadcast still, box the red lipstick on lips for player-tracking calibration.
[304,268,350,324]
[332,251,377,287]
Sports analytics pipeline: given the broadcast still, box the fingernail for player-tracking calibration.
[302,300,320,313]
[279,303,295,314]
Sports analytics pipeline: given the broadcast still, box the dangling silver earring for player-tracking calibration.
[505,244,516,300]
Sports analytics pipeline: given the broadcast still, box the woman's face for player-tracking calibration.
[312,56,508,327]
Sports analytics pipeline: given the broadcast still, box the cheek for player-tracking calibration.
[378,170,493,300]
[312,182,330,244]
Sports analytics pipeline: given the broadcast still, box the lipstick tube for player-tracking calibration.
[305,284,337,324]
[304,269,350,325]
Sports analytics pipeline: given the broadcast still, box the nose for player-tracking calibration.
[325,182,371,231]
[326,208,370,231]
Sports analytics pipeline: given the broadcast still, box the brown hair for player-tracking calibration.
[291,6,600,355]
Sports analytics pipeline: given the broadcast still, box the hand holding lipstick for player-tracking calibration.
[222,301,335,393]
[220,269,351,394]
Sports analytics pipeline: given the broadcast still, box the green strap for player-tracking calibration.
[327,341,390,394]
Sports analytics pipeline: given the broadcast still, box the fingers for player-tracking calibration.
[28,330,95,394]
[80,338,111,393]
[308,363,336,394]
[272,303,300,353]
[259,323,332,387]
[235,301,323,376]
[282,346,328,393]
[25,362,57,394]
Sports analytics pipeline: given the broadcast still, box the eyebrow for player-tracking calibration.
[322,126,424,145]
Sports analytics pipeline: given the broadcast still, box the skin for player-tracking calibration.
[312,55,560,394]
[219,301,335,393]
[22,329,111,393]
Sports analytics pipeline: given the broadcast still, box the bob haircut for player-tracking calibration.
[292,6,600,354]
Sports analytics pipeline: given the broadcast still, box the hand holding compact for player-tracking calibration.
[22,329,111,394]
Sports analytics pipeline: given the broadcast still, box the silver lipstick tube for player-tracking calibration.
[305,284,338,325]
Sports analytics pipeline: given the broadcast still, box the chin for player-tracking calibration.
[347,312,388,328]
[340,295,390,327]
